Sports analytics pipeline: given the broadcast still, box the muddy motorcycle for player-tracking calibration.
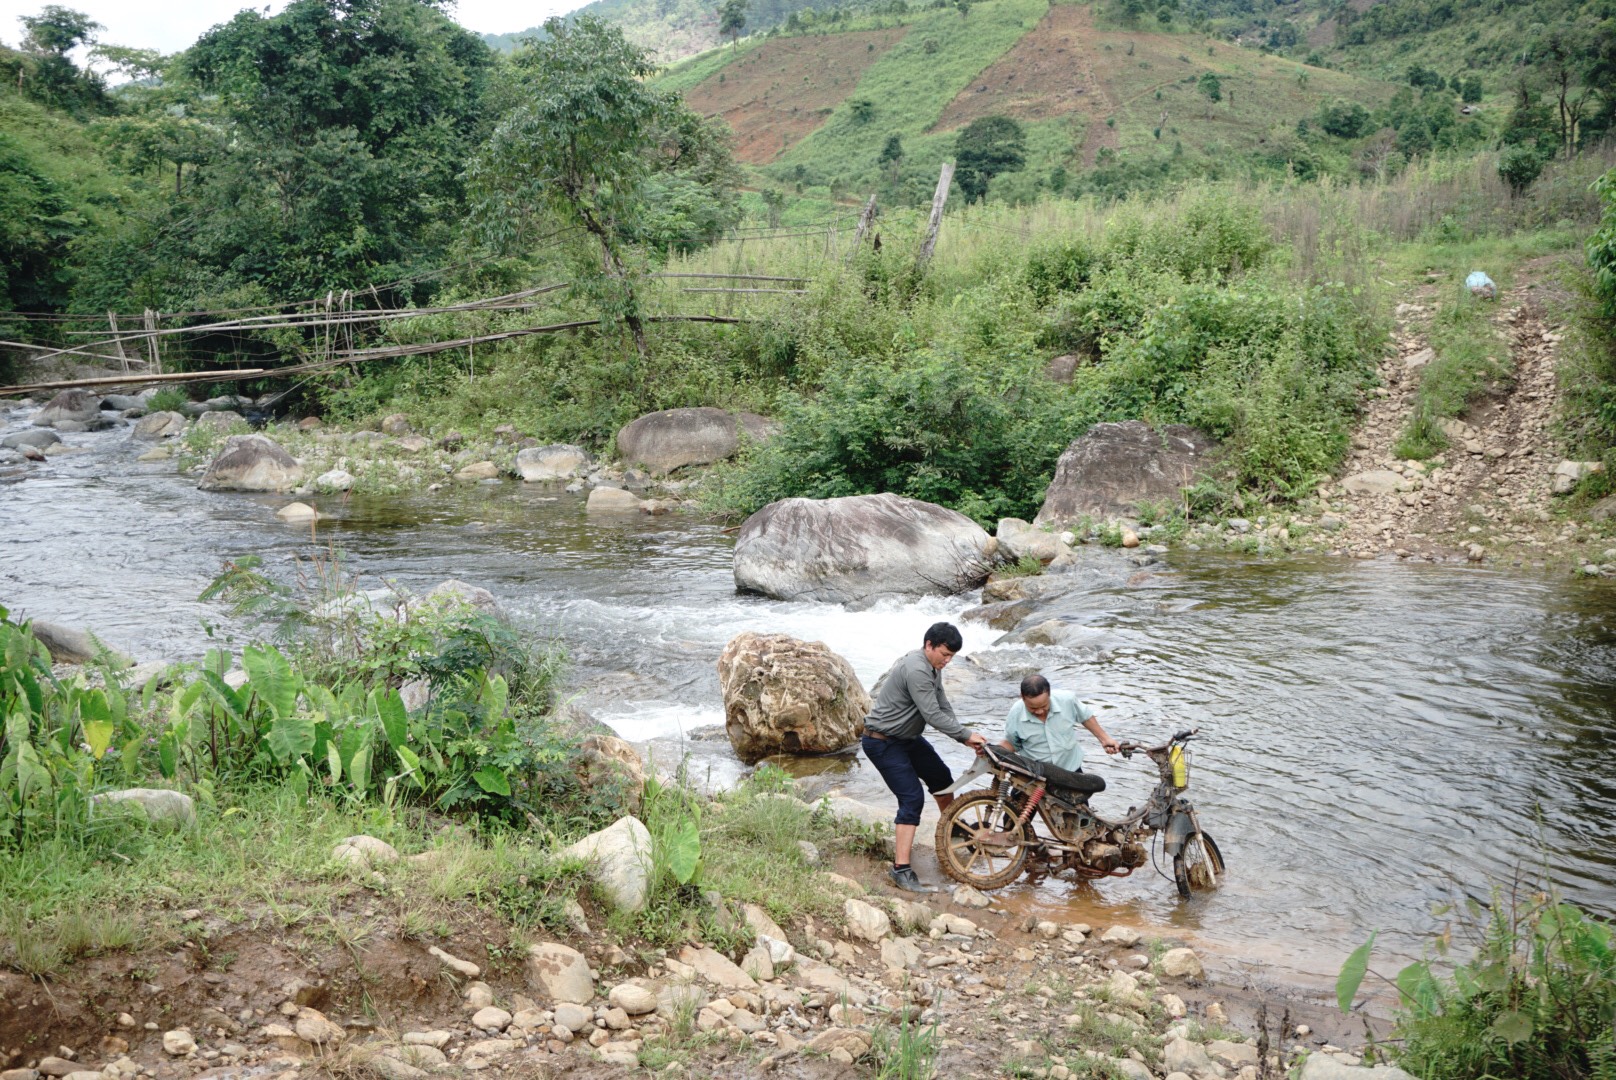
[934,728,1224,897]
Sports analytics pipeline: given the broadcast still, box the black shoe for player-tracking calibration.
[889,865,936,893]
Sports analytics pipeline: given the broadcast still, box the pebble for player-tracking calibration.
[161,1030,196,1056]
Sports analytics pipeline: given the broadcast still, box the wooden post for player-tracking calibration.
[848,195,878,259]
[107,312,130,373]
[917,162,954,271]
[143,309,160,375]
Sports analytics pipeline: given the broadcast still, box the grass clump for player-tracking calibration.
[147,387,191,413]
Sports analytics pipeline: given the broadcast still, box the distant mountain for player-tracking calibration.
[483,0,858,61]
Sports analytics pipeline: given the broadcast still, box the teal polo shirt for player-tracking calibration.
[1003,689,1094,772]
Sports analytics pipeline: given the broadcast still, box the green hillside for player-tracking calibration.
[659,0,1402,205]
[482,0,861,60]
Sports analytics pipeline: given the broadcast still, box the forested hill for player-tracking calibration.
[482,0,854,59]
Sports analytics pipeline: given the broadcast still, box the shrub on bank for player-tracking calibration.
[0,566,590,851]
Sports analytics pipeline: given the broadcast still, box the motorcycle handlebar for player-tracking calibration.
[1116,727,1201,757]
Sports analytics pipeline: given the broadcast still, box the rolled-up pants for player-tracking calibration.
[861,733,952,827]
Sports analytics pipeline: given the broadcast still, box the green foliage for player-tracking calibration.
[0,607,135,848]
[1342,891,1616,1080]
[955,115,1027,205]
[1317,99,1371,139]
[145,388,190,413]
[470,16,740,348]
[872,1010,944,1079]
[1562,169,1616,458]
[1500,144,1550,197]
[1196,71,1222,104]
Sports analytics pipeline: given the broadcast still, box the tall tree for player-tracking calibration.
[954,115,1026,204]
[718,0,748,47]
[14,6,108,115]
[470,16,738,357]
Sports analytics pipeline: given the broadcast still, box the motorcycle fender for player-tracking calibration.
[938,755,991,795]
[1162,810,1196,858]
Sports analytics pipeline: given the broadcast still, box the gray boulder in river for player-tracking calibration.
[615,407,774,475]
[198,433,304,492]
[1035,420,1214,525]
[132,410,187,439]
[31,389,102,428]
[733,492,995,603]
[517,443,592,481]
[1,428,61,450]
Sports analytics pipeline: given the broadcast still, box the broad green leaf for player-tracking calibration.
[1336,932,1376,1013]
[326,741,343,784]
[395,745,423,789]
[265,713,315,762]
[480,674,508,726]
[1396,961,1439,1016]
[157,731,178,778]
[1490,1010,1533,1045]
[666,817,701,886]
[200,670,245,722]
[84,720,115,760]
[473,765,510,797]
[243,645,298,720]
[373,689,408,750]
[349,744,371,795]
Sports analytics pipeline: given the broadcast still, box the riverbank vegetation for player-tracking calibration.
[1338,885,1616,1080]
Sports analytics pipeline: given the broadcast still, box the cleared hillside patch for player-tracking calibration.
[685,28,908,164]
[768,0,1050,190]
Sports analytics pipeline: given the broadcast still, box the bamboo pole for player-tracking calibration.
[679,288,808,295]
[143,309,160,375]
[107,312,130,373]
[654,273,809,282]
[917,162,955,271]
[0,369,267,395]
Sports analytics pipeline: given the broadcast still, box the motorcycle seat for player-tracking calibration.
[996,749,1106,796]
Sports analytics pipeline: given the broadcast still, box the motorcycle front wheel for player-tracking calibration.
[935,790,1031,890]
[1173,830,1225,898]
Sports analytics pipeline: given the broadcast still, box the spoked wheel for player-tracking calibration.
[935,791,1032,890]
[1173,831,1226,898]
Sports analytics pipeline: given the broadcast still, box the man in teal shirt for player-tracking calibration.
[998,673,1120,772]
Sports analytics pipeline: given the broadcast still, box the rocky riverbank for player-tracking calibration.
[0,794,1400,1080]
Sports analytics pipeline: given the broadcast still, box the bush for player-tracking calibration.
[1341,890,1616,1080]
[146,387,190,413]
[1499,145,1549,196]
[1318,99,1372,139]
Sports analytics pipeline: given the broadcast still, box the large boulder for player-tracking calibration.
[30,620,131,666]
[572,734,645,814]
[2,429,61,450]
[717,632,869,764]
[32,389,102,428]
[614,407,774,476]
[132,411,186,440]
[198,434,304,492]
[733,493,994,603]
[90,788,195,831]
[526,942,595,1004]
[558,816,652,914]
[1034,421,1214,525]
[516,444,593,482]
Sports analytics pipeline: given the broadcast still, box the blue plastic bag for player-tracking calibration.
[1466,271,1496,299]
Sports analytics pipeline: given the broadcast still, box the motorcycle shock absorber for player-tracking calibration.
[1015,784,1047,828]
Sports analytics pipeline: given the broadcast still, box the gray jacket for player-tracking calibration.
[864,650,971,742]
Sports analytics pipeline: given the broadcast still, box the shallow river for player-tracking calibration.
[5,411,1616,989]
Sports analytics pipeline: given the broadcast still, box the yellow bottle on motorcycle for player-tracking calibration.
[1169,745,1187,788]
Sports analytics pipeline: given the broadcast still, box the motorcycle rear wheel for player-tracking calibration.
[935,790,1031,890]
[1173,831,1225,898]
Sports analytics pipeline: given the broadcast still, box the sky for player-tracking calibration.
[0,0,584,55]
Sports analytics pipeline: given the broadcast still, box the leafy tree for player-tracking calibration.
[719,0,748,46]
[1499,143,1548,196]
[471,16,738,357]
[1406,63,1444,90]
[954,115,1026,204]
[1197,71,1222,104]
[1531,22,1597,159]
[878,133,904,166]
[1317,99,1370,138]
[1459,75,1483,104]
[956,0,972,17]
[849,98,875,123]
[13,6,109,115]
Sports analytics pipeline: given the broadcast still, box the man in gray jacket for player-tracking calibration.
[861,621,988,893]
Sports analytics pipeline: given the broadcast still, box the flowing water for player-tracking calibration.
[5,410,1616,988]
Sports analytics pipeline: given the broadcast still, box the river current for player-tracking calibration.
[4,410,1615,988]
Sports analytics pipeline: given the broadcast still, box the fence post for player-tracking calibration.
[107,312,130,373]
[917,162,954,272]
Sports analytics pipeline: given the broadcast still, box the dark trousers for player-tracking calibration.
[861,734,953,827]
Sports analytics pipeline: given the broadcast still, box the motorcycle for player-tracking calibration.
[934,727,1224,898]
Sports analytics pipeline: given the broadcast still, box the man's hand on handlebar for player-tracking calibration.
[964,732,989,752]
[1101,737,1121,755]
